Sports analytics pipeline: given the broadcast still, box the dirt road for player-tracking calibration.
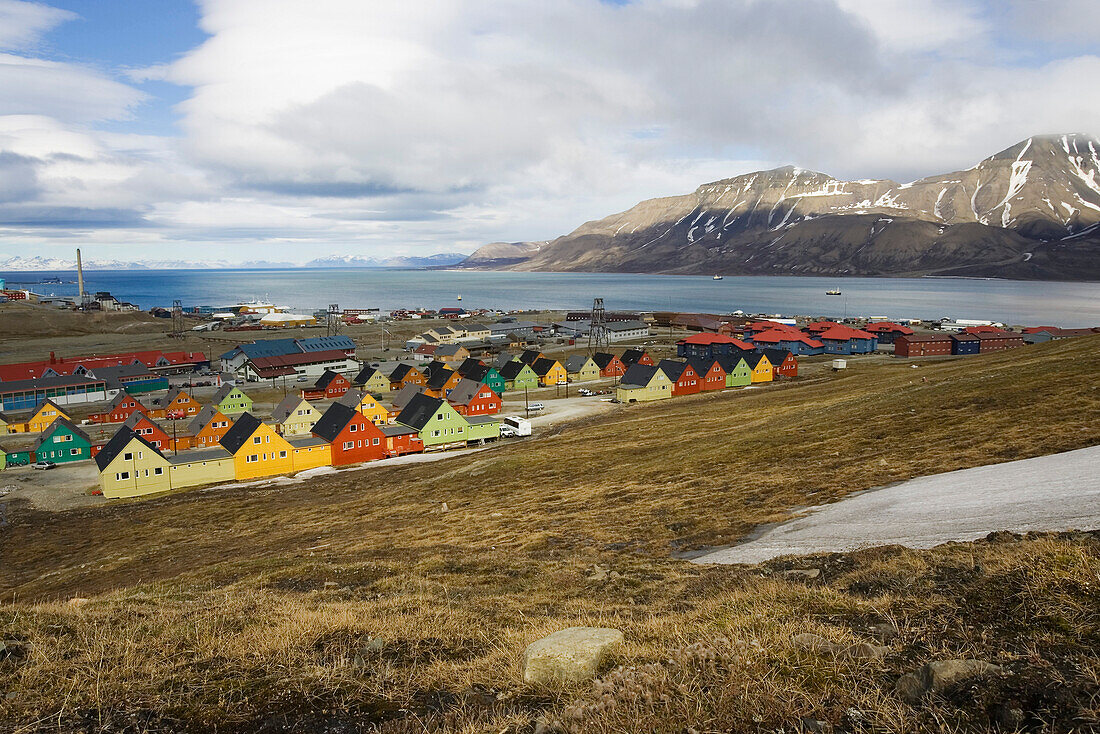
[694,445,1100,564]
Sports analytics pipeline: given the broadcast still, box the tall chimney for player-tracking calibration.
[76,248,85,304]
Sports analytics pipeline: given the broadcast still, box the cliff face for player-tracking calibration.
[476,134,1100,279]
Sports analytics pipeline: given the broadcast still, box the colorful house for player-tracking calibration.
[311,402,387,466]
[676,333,755,359]
[620,348,654,367]
[816,326,878,355]
[447,379,502,416]
[21,399,69,434]
[498,361,539,391]
[531,358,567,387]
[456,359,507,395]
[389,364,425,391]
[336,390,390,425]
[285,434,332,471]
[394,393,468,451]
[0,412,10,435]
[593,352,626,378]
[95,429,174,498]
[564,355,601,382]
[657,359,704,397]
[715,354,752,387]
[464,415,502,444]
[423,365,462,398]
[741,351,774,383]
[379,424,424,457]
[183,404,235,448]
[353,365,390,394]
[749,329,825,356]
[271,395,320,436]
[616,364,673,403]
[156,388,203,419]
[687,357,727,391]
[0,439,36,467]
[863,321,915,344]
[89,393,150,424]
[894,334,952,357]
[761,349,798,378]
[219,412,298,480]
[33,418,93,464]
[302,370,352,400]
[950,334,981,355]
[518,349,545,365]
[120,412,174,452]
[212,384,253,415]
[391,383,427,412]
[434,344,471,365]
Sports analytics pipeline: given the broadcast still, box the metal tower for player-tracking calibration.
[170,299,184,338]
[327,304,342,337]
[588,297,609,353]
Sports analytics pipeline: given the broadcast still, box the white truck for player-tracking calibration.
[500,416,532,438]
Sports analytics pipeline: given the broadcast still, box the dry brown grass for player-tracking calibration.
[1,335,1099,731]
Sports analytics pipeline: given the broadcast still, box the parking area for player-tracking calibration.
[0,462,104,512]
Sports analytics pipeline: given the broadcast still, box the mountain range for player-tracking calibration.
[464,133,1100,280]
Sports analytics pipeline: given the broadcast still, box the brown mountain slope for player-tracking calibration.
[483,134,1100,279]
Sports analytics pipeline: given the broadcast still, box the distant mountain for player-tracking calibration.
[461,241,546,267]
[485,133,1100,280]
[303,253,468,268]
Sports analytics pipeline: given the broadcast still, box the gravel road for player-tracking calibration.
[694,445,1100,565]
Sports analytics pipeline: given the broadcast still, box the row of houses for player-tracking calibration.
[616,349,796,403]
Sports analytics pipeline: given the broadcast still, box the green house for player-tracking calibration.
[717,355,752,387]
[33,418,93,464]
[394,393,468,450]
[212,384,253,415]
[481,367,506,395]
[498,361,539,391]
[464,415,501,444]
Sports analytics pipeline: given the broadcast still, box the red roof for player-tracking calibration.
[962,326,1011,335]
[748,320,799,332]
[750,329,823,348]
[249,349,351,370]
[863,321,914,335]
[0,350,206,382]
[254,366,298,378]
[804,321,843,332]
[677,333,754,349]
[1021,326,1058,334]
[817,325,875,341]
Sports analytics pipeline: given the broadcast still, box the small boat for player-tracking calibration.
[456,294,462,301]
[712,274,724,280]
[826,288,842,296]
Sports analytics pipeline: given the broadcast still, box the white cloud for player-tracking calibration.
[0,0,74,51]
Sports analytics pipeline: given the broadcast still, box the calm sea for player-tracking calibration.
[3,269,1100,327]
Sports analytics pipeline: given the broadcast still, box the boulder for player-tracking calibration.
[895,659,1003,703]
[523,627,623,684]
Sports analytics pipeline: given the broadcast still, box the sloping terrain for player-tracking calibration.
[2,335,1099,731]
[492,134,1100,279]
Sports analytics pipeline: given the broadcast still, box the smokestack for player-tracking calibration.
[76,248,85,304]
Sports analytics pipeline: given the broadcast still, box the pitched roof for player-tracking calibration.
[456,358,489,381]
[739,350,768,368]
[592,352,617,369]
[677,333,753,348]
[447,378,496,406]
[435,344,467,357]
[160,387,194,406]
[492,352,515,369]
[168,447,232,464]
[422,361,450,380]
[380,424,418,437]
[249,350,352,371]
[715,353,748,372]
[389,363,417,382]
[686,356,720,375]
[94,427,164,471]
[353,365,381,384]
[518,349,543,365]
[425,366,456,390]
[121,411,160,432]
[0,376,104,396]
[564,355,592,372]
[394,392,447,431]
[950,333,980,342]
[34,417,92,450]
[619,348,646,366]
[620,363,660,388]
[498,361,530,380]
[761,348,793,367]
[310,401,359,442]
[271,395,309,424]
[605,320,649,332]
[87,364,158,386]
[312,369,344,389]
[863,321,914,335]
[530,357,560,377]
[219,412,264,454]
[657,359,688,381]
[211,383,238,404]
[816,325,875,341]
[391,383,426,410]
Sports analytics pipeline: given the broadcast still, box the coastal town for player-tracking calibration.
[0,298,1095,504]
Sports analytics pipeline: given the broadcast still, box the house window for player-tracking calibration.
[116,471,129,480]
[246,454,258,463]
[70,448,80,456]
[253,436,261,444]
[123,452,133,461]
[349,424,357,432]
[343,441,353,450]
[372,437,380,446]
[279,451,287,458]
[154,467,163,475]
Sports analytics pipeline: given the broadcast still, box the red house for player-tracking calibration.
[446,379,502,416]
[762,349,799,378]
[592,352,626,377]
[311,402,386,466]
[687,357,726,391]
[119,412,174,451]
[89,393,149,424]
[863,321,915,344]
[620,348,654,367]
[894,334,952,357]
[657,359,703,396]
[302,370,352,400]
[379,424,425,457]
[962,325,1012,336]
[975,332,1025,353]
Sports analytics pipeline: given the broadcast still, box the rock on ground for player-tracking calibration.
[524,627,623,685]
[895,659,1004,703]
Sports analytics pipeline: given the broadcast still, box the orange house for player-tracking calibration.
[182,405,235,449]
[657,359,704,397]
[89,393,150,424]
[152,388,203,419]
[592,352,626,377]
[388,364,425,391]
[689,357,727,391]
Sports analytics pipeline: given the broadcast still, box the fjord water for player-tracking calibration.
[7,269,1100,326]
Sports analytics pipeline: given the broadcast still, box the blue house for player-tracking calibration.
[817,326,878,355]
[749,329,826,356]
[950,334,981,355]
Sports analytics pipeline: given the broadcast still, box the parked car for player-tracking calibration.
[32,461,56,470]
[527,402,545,412]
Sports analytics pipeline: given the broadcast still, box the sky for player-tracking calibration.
[0,0,1098,265]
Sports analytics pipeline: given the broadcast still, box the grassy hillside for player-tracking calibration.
[2,336,1099,731]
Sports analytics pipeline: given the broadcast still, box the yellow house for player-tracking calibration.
[220,412,297,480]
[272,395,321,436]
[96,427,237,498]
[564,355,601,382]
[353,366,390,393]
[337,390,389,425]
[615,364,673,403]
[531,358,568,387]
[21,399,69,434]
[167,448,235,490]
[746,353,774,383]
[286,435,332,471]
